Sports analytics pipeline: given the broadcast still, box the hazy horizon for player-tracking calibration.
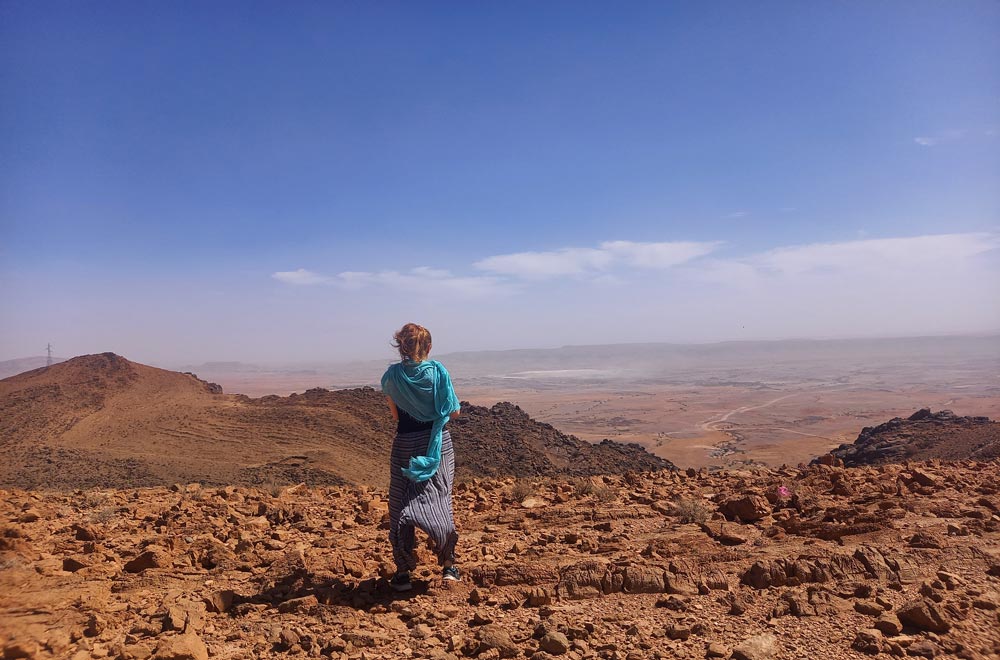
[4,330,999,375]
[2,3,999,364]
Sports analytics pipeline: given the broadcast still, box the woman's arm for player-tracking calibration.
[449,408,460,420]
[386,396,399,421]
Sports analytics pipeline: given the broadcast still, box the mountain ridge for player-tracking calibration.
[0,353,674,490]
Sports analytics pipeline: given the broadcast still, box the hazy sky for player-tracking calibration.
[1,2,999,365]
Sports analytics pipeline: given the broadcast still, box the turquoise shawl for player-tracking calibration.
[381,359,460,482]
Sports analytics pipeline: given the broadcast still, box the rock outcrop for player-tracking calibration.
[814,408,1000,467]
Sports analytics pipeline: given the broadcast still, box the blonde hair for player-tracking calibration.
[393,323,432,363]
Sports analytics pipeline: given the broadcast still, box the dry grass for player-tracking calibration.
[81,491,111,509]
[511,479,535,501]
[592,485,617,503]
[88,506,117,524]
[573,477,616,502]
[673,497,712,524]
[573,478,596,498]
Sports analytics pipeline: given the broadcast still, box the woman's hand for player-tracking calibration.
[449,408,461,420]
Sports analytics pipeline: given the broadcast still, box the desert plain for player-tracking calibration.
[182,336,1000,470]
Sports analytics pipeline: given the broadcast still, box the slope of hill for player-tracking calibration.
[0,353,673,490]
[815,408,1000,466]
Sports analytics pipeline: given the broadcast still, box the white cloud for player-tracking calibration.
[271,269,332,285]
[749,233,997,276]
[350,268,509,298]
[914,129,970,147]
[678,232,998,295]
[273,266,508,298]
[474,240,719,278]
[727,210,749,218]
[473,247,613,278]
[601,240,721,269]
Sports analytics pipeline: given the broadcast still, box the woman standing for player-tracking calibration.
[380,323,461,591]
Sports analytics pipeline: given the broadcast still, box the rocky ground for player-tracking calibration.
[2,460,999,660]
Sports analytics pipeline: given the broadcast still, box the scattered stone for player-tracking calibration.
[874,613,903,636]
[17,509,40,523]
[720,495,771,522]
[854,600,884,616]
[906,639,940,658]
[124,548,170,573]
[539,631,571,655]
[204,590,234,613]
[84,613,104,637]
[163,607,187,632]
[909,531,944,549]
[152,634,209,660]
[897,599,952,633]
[62,556,88,572]
[3,640,38,659]
[852,629,884,655]
[276,594,318,614]
[72,523,99,541]
[706,641,729,658]
[731,633,778,660]
[666,624,691,640]
[475,625,519,659]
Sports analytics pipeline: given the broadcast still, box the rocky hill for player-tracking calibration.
[2,460,998,659]
[815,409,1000,467]
[0,353,673,490]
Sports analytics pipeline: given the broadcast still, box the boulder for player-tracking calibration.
[874,613,903,636]
[539,631,571,655]
[706,641,729,657]
[204,590,235,614]
[720,495,771,522]
[475,625,519,659]
[731,633,778,660]
[152,634,209,660]
[896,598,951,633]
[124,548,170,573]
[852,629,883,655]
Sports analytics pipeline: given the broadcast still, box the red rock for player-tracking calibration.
[124,548,170,573]
[897,598,952,633]
[720,495,771,522]
[475,625,519,658]
[852,628,883,654]
[539,631,571,655]
[203,590,234,614]
[277,595,318,613]
[62,556,88,572]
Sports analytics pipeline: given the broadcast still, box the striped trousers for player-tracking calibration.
[388,429,458,572]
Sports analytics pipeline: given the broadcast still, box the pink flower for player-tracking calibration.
[777,486,791,499]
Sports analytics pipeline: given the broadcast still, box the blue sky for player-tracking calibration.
[1,2,998,364]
